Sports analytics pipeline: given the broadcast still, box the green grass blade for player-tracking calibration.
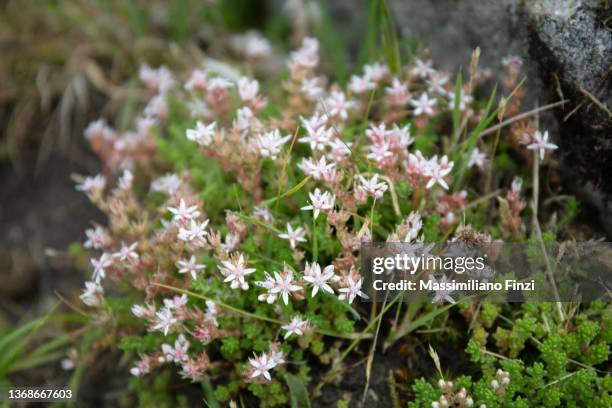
[0,318,44,352]
[261,176,311,206]
[235,213,282,235]
[202,380,220,408]
[0,304,59,376]
[387,302,456,347]
[285,373,311,408]
[360,0,380,64]
[314,0,349,83]
[453,85,498,189]
[8,351,64,373]
[450,71,463,147]
[378,0,401,73]
[120,0,148,38]
[27,334,71,360]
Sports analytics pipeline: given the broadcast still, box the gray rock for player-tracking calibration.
[322,0,538,89]
[389,0,528,81]
[526,0,612,233]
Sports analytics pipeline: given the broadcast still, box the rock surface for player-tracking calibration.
[389,0,529,82]
[526,0,612,233]
[323,0,536,90]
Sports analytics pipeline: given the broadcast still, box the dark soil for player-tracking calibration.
[312,308,475,407]
[0,151,104,322]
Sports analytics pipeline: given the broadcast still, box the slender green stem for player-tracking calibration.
[312,216,318,262]
[155,283,281,324]
[261,176,311,206]
[369,197,377,238]
[152,283,366,340]
[235,213,282,234]
[336,294,399,367]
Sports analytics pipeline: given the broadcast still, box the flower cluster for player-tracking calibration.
[432,379,474,408]
[246,343,286,382]
[71,32,559,403]
[490,368,510,395]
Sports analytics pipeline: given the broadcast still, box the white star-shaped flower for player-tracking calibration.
[76,174,106,194]
[358,174,388,199]
[348,74,375,94]
[177,219,209,246]
[298,156,335,180]
[186,121,216,146]
[300,77,324,100]
[80,281,104,307]
[176,255,206,279]
[84,226,110,249]
[152,307,178,336]
[410,93,437,116]
[248,353,273,381]
[303,262,336,297]
[338,275,368,304]
[424,156,453,190]
[237,77,260,102]
[254,129,291,160]
[411,58,435,78]
[527,129,557,161]
[113,242,139,263]
[161,334,190,364]
[298,125,334,152]
[301,188,335,219]
[270,270,301,305]
[91,253,112,282]
[281,316,310,339]
[220,253,256,290]
[468,147,487,169]
[320,90,352,121]
[428,275,455,304]
[364,62,389,82]
[278,224,307,249]
[168,199,200,223]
